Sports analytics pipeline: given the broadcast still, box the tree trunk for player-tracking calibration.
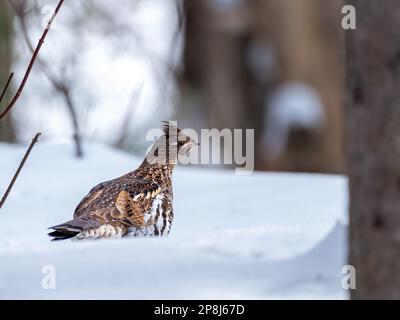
[253,0,345,173]
[346,0,400,299]
[0,0,16,143]
[182,0,255,130]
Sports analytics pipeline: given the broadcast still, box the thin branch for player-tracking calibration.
[0,132,41,210]
[0,0,64,120]
[61,87,83,157]
[0,73,14,105]
[10,0,83,158]
[9,0,64,87]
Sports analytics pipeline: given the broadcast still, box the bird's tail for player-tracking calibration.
[48,218,97,241]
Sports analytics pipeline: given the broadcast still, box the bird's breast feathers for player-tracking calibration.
[127,193,173,237]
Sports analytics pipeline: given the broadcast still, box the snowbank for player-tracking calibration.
[0,141,348,299]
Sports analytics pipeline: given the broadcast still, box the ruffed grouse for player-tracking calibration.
[48,122,197,240]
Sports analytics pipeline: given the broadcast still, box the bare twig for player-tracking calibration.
[0,0,64,120]
[0,73,14,105]
[0,132,41,210]
[60,87,83,157]
[9,0,83,157]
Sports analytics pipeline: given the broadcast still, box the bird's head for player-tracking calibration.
[146,122,199,166]
[162,121,198,159]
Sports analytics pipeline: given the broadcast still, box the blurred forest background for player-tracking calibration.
[0,0,345,173]
[1,0,400,300]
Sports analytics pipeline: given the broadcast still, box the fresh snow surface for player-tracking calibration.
[0,141,348,299]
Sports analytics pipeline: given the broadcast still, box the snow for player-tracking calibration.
[0,141,348,299]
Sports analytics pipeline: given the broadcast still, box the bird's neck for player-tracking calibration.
[135,137,178,187]
[137,159,174,188]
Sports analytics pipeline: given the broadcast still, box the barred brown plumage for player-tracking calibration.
[48,122,197,241]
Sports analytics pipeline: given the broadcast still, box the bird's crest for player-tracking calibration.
[162,121,181,141]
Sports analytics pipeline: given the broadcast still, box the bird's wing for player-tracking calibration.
[73,179,115,218]
[74,178,163,230]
